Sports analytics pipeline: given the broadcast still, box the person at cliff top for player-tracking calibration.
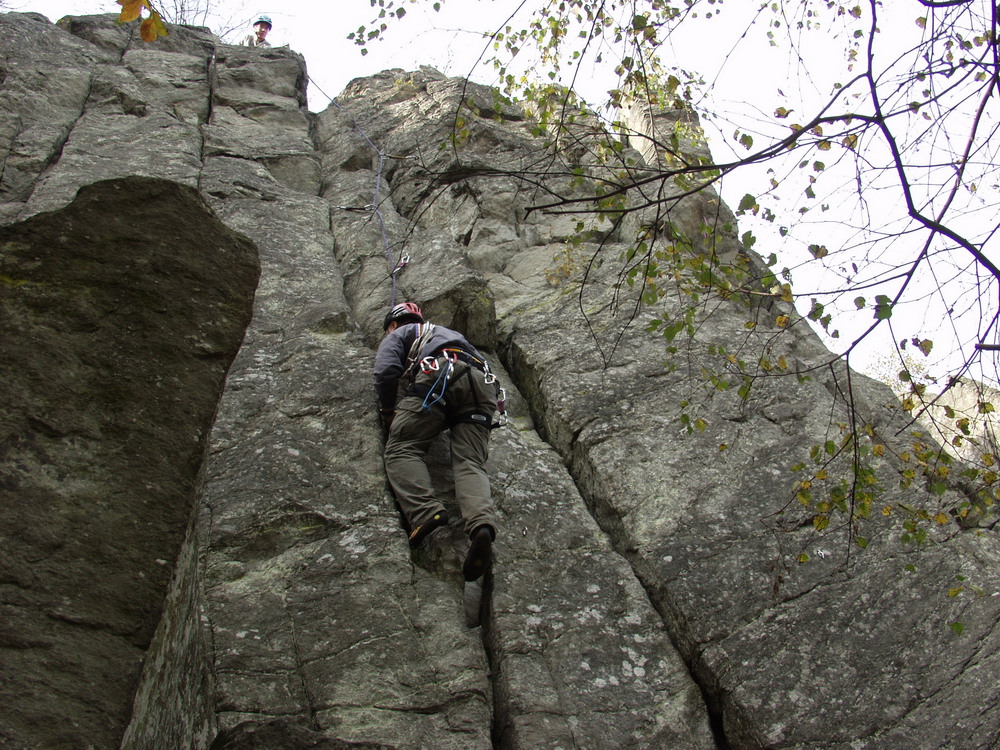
[373,301,498,582]
[241,16,272,47]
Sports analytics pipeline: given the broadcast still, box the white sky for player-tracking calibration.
[11,0,1000,387]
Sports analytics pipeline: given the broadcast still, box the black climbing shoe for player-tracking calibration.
[463,526,493,582]
[408,511,449,548]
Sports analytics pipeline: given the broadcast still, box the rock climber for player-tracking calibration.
[241,16,272,47]
[373,302,498,582]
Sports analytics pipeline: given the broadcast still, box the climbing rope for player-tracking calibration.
[310,74,412,307]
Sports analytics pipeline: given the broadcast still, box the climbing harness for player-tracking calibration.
[411,346,509,428]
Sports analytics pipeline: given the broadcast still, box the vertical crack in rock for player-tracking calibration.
[495,342,730,750]
[285,601,323,732]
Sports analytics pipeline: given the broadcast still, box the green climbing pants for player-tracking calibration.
[384,358,498,537]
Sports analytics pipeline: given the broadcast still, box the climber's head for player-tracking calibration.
[252,16,271,42]
[383,301,424,332]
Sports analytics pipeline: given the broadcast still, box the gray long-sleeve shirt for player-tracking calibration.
[373,323,483,411]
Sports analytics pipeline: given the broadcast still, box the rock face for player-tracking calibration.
[0,176,259,748]
[0,12,998,750]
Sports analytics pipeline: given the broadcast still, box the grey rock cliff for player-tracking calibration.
[0,12,997,750]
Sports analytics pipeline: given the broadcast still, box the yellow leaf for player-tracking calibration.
[718,443,728,451]
[118,0,145,23]
[140,11,168,41]
[813,514,829,531]
[842,134,858,150]
[948,586,963,597]
[873,444,886,456]
[934,512,949,525]
[776,314,789,327]
[882,506,892,516]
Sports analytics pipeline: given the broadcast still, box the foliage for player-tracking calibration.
[117,0,169,41]
[357,0,1000,560]
[115,0,248,41]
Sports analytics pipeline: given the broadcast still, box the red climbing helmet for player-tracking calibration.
[383,301,424,331]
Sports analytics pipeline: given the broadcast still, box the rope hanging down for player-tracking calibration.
[315,77,414,307]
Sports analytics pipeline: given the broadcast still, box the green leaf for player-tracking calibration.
[854,296,865,309]
[949,622,964,636]
[737,194,757,214]
[874,295,893,320]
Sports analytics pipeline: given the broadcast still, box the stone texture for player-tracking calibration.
[0,12,998,750]
[0,177,258,750]
[323,67,1000,750]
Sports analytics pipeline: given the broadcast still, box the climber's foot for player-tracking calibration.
[463,525,494,582]
[408,511,449,548]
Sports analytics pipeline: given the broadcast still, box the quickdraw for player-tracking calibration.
[420,353,457,411]
[493,386,509,428]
